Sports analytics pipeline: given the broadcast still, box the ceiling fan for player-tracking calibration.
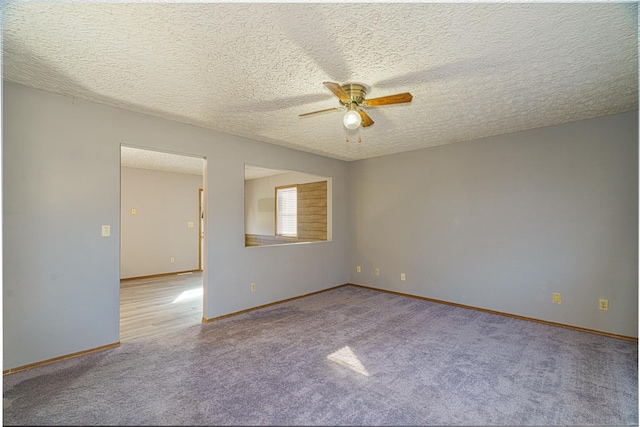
[299,82,413,130]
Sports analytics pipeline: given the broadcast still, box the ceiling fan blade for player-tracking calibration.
[323,82,351,103]
[299,106,344,117]
[358,109,374,127]
[363,92,413,107]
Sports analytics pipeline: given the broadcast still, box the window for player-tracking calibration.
[276,185,297,236]
[244,164,332,247]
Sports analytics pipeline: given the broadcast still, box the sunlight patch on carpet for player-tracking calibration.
[327,346,370,377]
[172,288,203,304]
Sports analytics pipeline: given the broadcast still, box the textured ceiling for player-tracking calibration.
[3,2,638,161]
[121,146,204,176]
[245,165,289,181]
[121,146,291,179]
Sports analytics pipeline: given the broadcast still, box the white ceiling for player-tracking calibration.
[3,2,638,162]
[244,165,289,181]
[121,146,294,179]
[121,146,204,176]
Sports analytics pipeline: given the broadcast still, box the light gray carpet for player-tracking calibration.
[3,285,638,425]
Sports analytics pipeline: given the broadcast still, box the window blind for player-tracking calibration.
[276,186,297,236]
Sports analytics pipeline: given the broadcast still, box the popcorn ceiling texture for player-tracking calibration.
[3,3,637,161]
[120,147,295,179]
[244,165,289,181]
[121,146,204,176]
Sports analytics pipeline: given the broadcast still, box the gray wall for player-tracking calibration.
[3,80,637,371]
[350,111,638,338]
[120,167,202,279]
[3,81,351,370]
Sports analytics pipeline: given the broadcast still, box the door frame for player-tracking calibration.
[198,188,204,271]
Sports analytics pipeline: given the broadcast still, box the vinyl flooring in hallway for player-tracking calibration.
[120,271,203,342]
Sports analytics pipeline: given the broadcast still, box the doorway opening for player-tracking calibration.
[120,145,206,342]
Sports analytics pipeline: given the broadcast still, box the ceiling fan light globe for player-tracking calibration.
[343,110,362,130]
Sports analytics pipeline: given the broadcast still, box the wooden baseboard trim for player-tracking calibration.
[203,284,349,323]
[10,283,630,376]
[348,284,638,342]
[3,342,121,376]
[121,270,201,282]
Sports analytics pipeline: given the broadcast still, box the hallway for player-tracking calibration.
[120,271,203,342]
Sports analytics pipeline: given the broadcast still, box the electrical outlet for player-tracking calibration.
[356,266,361,273]
[251,282,256,292]
[553,293,561,304]
[374,268,380,276]
[101,225,110,237]
[400,273,406,281]
[599,299,608,311]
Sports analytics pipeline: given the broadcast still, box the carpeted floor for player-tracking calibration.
[3,285,638,425]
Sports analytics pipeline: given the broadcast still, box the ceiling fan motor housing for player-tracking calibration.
[340,83,368,105]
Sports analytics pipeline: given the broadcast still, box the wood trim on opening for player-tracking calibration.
[198,188,203,271]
